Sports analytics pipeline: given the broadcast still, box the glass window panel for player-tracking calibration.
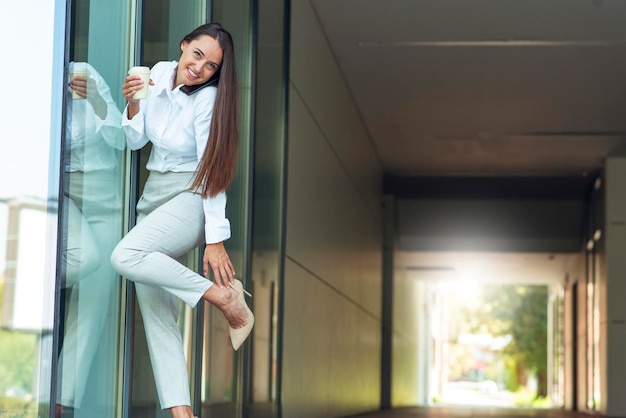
[249,0,288,416]
[55,0,131,416]
[200,2,254,417]
[129,1,210,417]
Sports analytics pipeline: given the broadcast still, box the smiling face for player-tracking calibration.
[175,34,224,87]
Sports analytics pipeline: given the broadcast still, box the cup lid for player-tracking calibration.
[128,66,151,74]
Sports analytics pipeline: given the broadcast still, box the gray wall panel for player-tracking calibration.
[289,0,383,221]
[282,261,381,417]
[287,90,381,313]
[283,0,384,415]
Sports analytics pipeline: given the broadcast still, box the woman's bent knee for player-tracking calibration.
[110,241,141,278]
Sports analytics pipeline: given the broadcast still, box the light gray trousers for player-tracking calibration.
[111,171,213,409]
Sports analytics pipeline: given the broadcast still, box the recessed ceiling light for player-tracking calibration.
[406,266,455,271]
[357,40,626,47]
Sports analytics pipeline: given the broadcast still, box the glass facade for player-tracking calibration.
[0,0,287,417]
[249,0,289,416]
[55,0,131,416]
[129,2,212,417]
[250,0,289,417]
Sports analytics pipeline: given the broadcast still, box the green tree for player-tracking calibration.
[477,285,548,397]
[0,281,38,398]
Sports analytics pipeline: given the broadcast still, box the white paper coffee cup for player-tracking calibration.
[128,66,151,99]
[69,69,89,99]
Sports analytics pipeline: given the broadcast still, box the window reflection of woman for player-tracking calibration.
[56,61,126,418]
[110,23,253,418]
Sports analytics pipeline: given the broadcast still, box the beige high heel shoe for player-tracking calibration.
[229,279,254,350]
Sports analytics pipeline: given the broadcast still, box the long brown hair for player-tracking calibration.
[188,23,239,198]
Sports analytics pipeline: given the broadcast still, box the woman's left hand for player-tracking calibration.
[203,242,235,288]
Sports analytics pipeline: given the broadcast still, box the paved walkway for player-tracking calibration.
[345,406,595,418]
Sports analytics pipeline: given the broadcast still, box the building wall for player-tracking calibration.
[396,198,584,253]
[575,275,589,411]
[282,1,384,416]
[560,159,626,417]
[603,157,626,417]
[562,269,581,411]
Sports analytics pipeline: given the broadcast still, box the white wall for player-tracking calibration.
[391,266,422,406]
[283,1,383,416]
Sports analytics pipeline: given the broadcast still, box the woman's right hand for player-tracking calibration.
[122,75,146,103]
[122,75,153,119]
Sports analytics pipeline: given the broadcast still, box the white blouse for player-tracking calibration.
[122,61,230,244]
[66,61,125,173]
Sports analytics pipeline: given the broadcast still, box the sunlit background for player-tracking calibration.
[0,0,57,413]
[0,0,55,269]
[435,282,552,408]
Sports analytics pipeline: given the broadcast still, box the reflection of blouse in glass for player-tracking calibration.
[65,61,125,173]
[121,60,230,244]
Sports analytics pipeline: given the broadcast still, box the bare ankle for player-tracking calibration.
[170,405,194,418]
[204,285,247,328]
[203,283,236,308]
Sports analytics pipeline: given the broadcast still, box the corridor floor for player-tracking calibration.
[346,406,594,418]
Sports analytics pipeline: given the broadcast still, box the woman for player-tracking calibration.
[111,23,253,418]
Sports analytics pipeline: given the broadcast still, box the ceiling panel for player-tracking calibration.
[310,0,626,176]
